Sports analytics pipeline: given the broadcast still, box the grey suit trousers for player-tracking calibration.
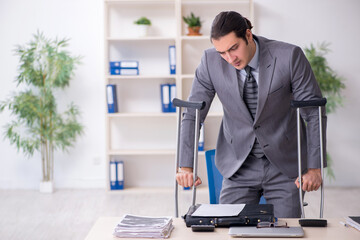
[220,155,302,218]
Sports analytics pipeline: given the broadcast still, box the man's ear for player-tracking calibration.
[246,29,253,42]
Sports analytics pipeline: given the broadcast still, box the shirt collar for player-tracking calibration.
[248,38,259,70]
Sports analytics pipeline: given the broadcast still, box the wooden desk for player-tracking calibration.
[85,217,359,240]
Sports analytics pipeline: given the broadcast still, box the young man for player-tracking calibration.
[176,11,327,218]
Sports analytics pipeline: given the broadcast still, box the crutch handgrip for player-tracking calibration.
[172,98,206,110]
[291,98,327,108]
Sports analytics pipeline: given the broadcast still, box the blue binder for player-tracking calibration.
[106,84,118,113]
[198,123,204,151]
[169,84,176,112]
[110,68,139,75]
[160,84,170,112]
[110,160,124,190]
[110,61,139,69]
[169,45,176,75]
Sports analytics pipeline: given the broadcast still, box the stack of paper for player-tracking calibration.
[113,214,174,238]
[345,216,360,231]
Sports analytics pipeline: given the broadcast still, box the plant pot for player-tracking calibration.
[40,181,54,193]
[135,24,150,37]
[187,26,202,36]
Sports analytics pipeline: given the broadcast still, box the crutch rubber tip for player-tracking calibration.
[299,219,327,227]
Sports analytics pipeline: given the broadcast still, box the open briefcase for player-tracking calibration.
[172,98,274,228]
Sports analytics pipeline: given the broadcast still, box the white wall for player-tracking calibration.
[0,0,359,189]
[0,0,106,189]
[253,0,360,186]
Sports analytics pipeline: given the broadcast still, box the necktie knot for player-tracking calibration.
[245,65,252,76]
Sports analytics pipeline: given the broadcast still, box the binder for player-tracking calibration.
[169,45,176,75]
[169,84,176,112]
[117,161,124,190]
[110,68,139,76]
[110,161,117,189]
[198,123,204,151]
[160,84,170,112]
[106,84,118,113]
[110,61,139,69]
[110,160,124,190]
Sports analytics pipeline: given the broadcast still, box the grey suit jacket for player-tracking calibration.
[179,35,327,179]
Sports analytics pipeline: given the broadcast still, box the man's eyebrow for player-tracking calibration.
[216,43,238,54]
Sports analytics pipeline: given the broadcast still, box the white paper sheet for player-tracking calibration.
[192,204,246,217]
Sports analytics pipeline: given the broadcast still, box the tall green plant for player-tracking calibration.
[304,42,345,180]
[0,32,84,182]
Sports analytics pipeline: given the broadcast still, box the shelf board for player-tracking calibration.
[106,0,175,4]
[108,149,175,155]
[181,35,210,41]
[107,112,176,118]
[107,75,176,80]
[107,36,176,41]
[108,149,206,156]
[181,0,250,4]
[107,112,222,118]
[181,74,194,79]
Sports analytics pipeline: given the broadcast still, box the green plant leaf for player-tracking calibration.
[1,31,84,180]
[183,12,201,27]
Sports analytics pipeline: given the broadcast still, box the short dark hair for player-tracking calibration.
[210,11,253,44]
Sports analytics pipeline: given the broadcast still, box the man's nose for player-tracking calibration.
[225,52,236,64]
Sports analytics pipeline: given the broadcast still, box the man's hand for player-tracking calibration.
[295,168,322,192]
[176,167,202,188]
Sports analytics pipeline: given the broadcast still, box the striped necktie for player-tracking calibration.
[243,65,264,158]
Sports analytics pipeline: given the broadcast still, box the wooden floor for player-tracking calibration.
[0,187,359,240]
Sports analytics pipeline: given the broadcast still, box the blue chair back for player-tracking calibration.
[205,149,266,204]
[205,149,223,204]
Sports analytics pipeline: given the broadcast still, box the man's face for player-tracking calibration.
[212,30,255,70]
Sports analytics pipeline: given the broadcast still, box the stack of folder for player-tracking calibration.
[110,61,139,75]
[113,214,174,238]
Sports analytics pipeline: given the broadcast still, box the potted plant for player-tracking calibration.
[134,17,151,37]
[304,42,345,180]
[0,32,84,193]
[183,12,202,36]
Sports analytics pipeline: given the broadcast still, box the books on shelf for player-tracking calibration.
[113,214,174,238]
[160,83,176,113]
[106,84,118,113]
[110,60,139,76]
[109,160,124,190]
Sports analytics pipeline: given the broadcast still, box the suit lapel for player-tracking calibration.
[223,61,253,123]
[255,37,276,123]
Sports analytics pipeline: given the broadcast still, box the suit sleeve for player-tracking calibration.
[290,46,327,169]
[179,50,216,168]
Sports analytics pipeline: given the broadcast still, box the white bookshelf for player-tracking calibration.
[104,0,253,189]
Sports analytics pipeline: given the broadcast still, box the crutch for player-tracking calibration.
[291,98,327,227]
[173,98,206,218]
